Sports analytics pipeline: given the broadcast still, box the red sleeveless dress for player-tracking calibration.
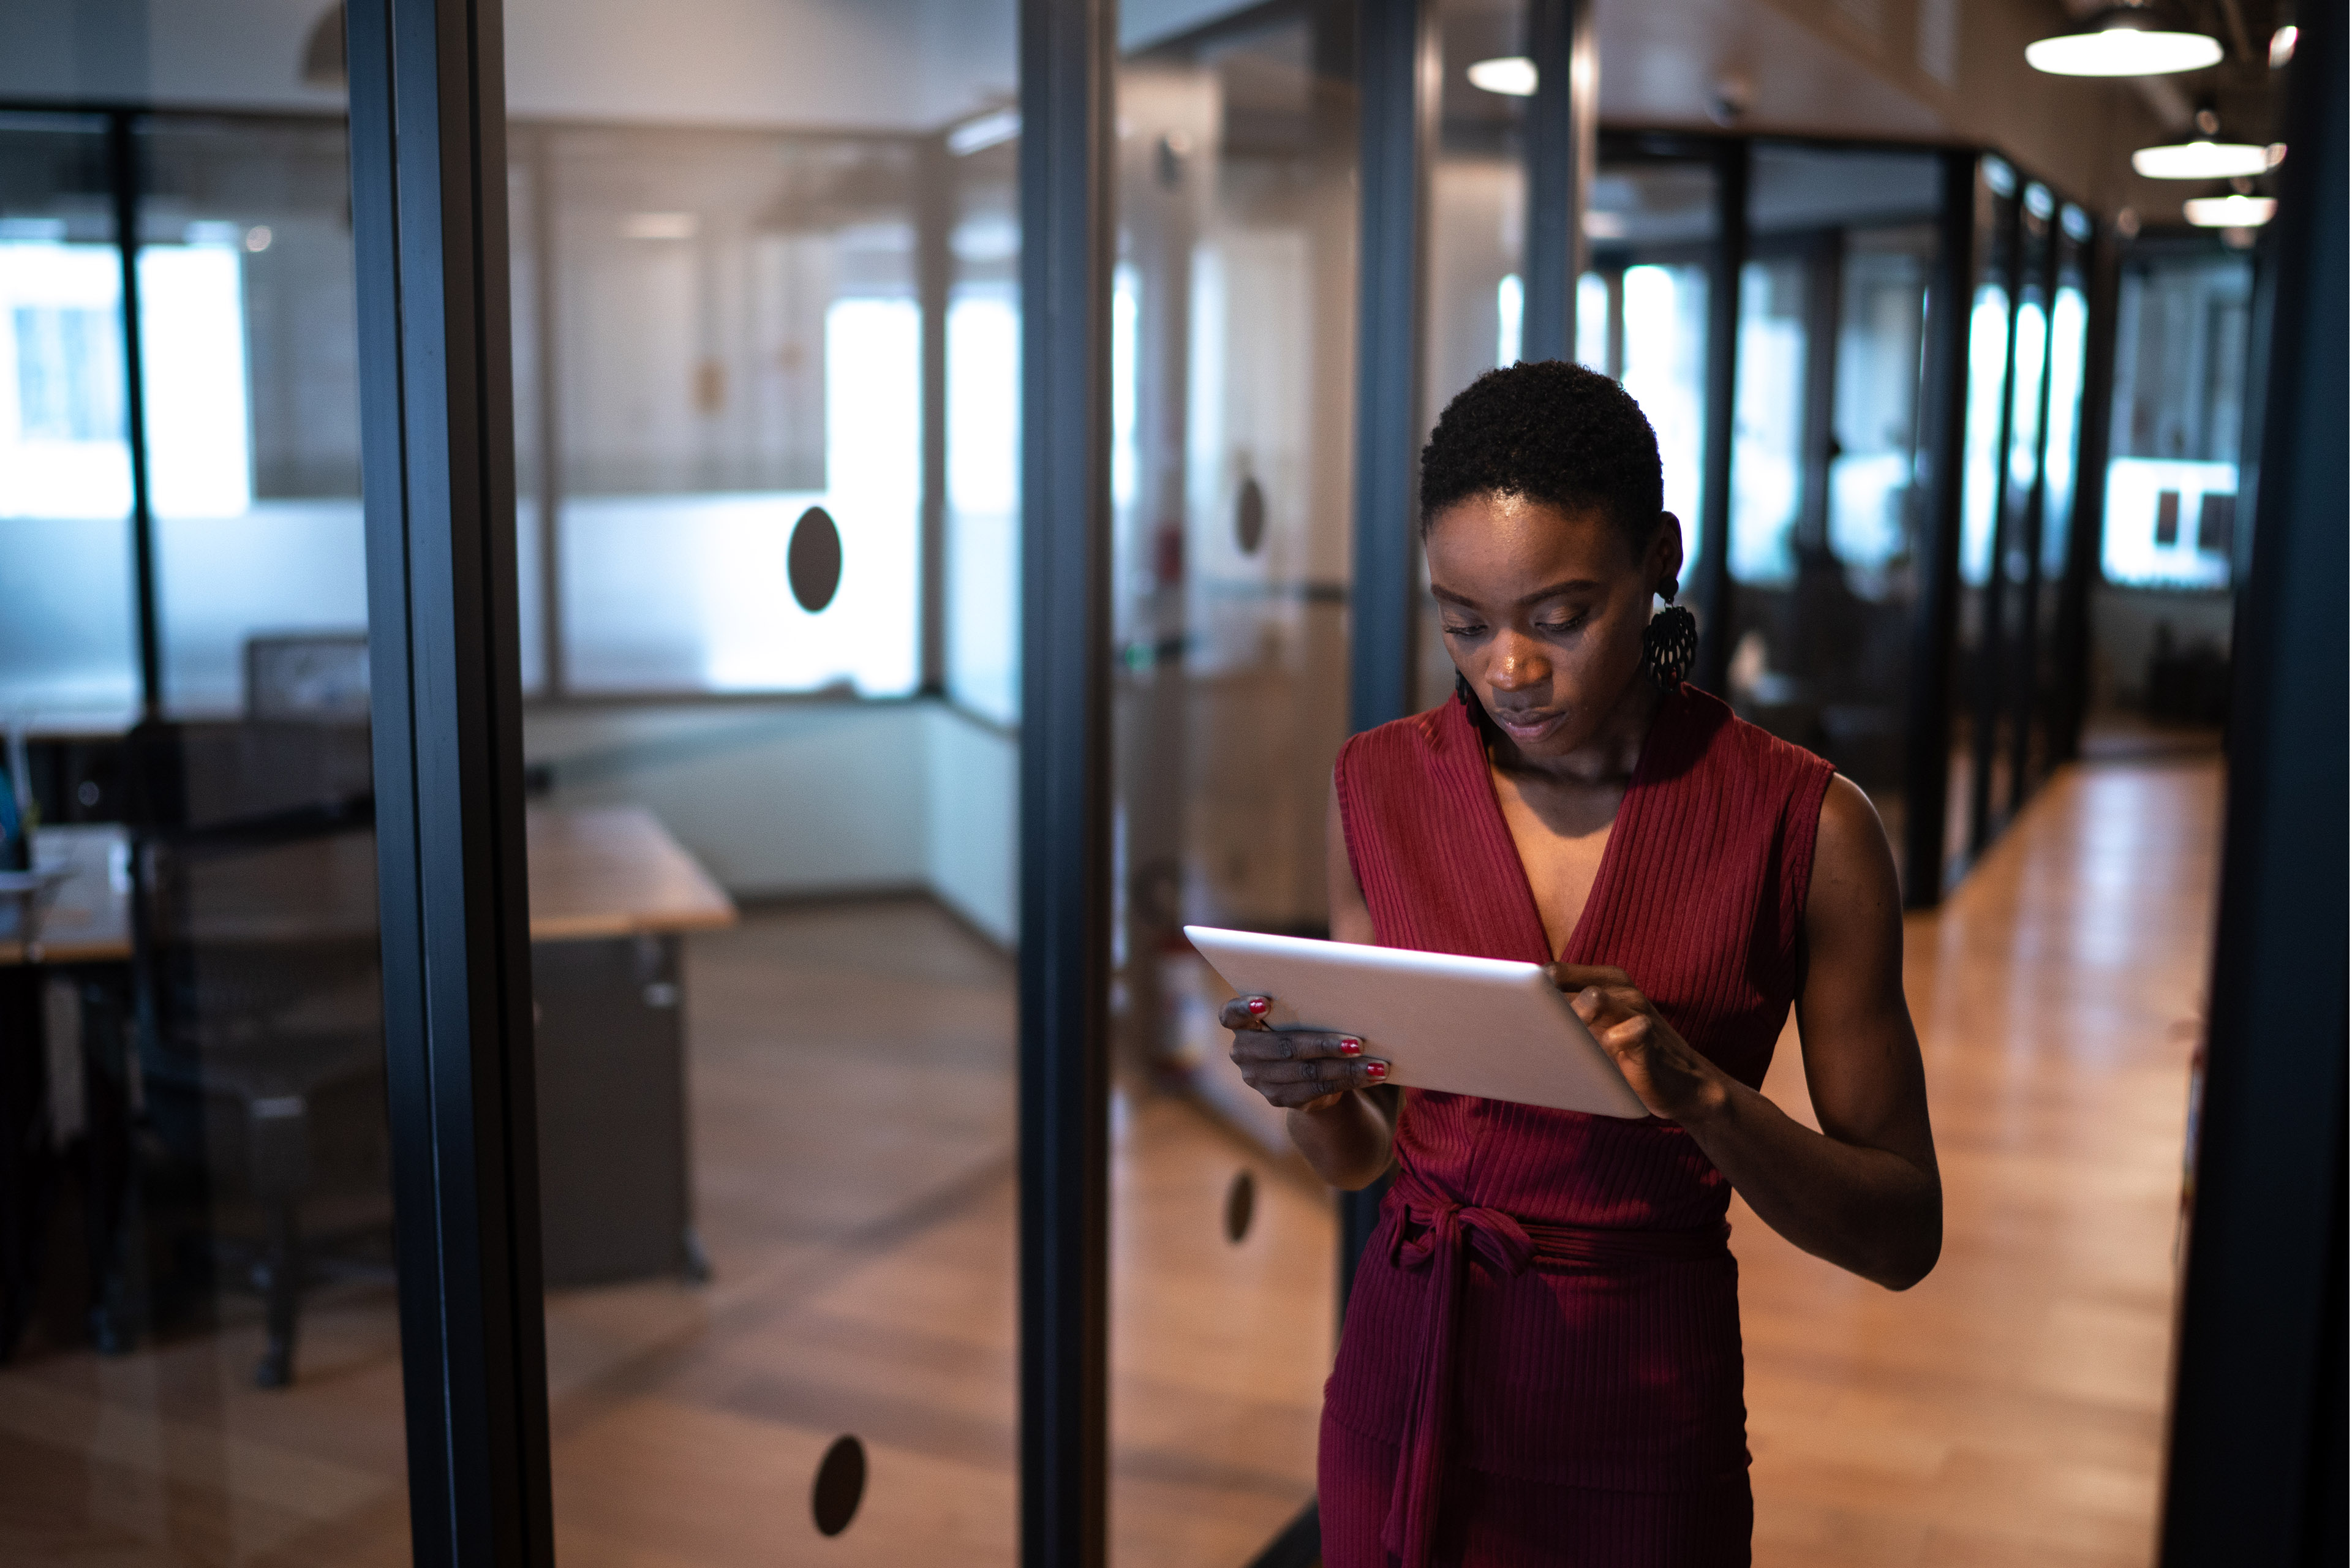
[1319,685,1832,1568]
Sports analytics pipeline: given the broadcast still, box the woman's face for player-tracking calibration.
[1425,491,1682,760]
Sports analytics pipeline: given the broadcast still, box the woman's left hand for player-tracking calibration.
[1546,963,1727,1125]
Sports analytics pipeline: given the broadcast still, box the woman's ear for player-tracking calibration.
[1651,513,1687,595]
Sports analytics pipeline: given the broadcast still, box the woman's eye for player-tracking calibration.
[1442,622,1485,638]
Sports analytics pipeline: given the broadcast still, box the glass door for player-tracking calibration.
[1109,4,1358,1558]
[500,5,1025,1561]
[0,83,412,1568]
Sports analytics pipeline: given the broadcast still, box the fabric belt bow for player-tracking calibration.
[1378,1180,1536,1568]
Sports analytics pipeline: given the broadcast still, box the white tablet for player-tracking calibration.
[1182,925,1651,1120]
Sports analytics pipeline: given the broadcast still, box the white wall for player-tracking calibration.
[522,696,1017,946]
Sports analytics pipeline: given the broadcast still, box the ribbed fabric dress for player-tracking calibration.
[1319,683,1833,1568]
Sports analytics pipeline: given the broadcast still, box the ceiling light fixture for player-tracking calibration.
[2269,24,2297,66]
[2133,139,2275,178]
[1467,56,1539,96]
[2025,2,2223,76]
[2183,194,2277,227]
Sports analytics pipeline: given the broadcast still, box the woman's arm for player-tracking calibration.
[1221,775,1400,1190]
[1555,775,1941,1289]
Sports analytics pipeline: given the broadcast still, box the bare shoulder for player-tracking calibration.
[1807,774,1902,952]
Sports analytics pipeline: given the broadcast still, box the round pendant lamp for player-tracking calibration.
[2183,194,2277,227]
[2026,2,2223,76]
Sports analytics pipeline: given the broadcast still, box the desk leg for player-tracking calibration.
[74,969,143,1355]
[0,967,52,1361]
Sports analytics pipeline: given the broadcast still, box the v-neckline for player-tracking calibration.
[1459,688,1677,967]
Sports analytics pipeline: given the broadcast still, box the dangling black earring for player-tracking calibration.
[1641,584,1698,693]
[1455,671,1477,709]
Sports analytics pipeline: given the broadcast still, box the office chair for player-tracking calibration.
[124,719,391,1388]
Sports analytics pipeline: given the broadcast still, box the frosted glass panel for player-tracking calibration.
[138,117,367,715]
[1728,258,1804,586]
[948,282,1020,725]
[0,116,138,717]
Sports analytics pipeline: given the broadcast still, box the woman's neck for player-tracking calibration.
[1487,677,1663,791]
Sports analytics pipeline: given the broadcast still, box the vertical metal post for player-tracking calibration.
[1347,0,1435,739]
[2005,213,2059,810]
[2158,0,2348,1553]
[1966,189,2021,859]
[1898,151,1978,908]
[1795,233,1842,556]
[1520,0,1595,364]
[345,1,554,1562]
[2049,224,2115,767]
[525,126,565,698]
[107,112,161,718]
[918,135,954,697]
[1017,0,1112,1562]
[1688,137,1746,696]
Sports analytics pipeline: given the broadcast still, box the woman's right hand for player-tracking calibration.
[1221,995,1390,1113]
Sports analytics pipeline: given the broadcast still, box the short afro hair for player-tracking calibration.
[1419,360,1664,555]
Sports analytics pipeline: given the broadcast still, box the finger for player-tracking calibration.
[1250,1056,1389,1091]
[1596,1014,1655,1060]
[1218,995,1275,1031]
[1227,1029,1366,1063]
[1548,963,1634,992]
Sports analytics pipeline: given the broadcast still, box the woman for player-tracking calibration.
[1224,361,1940,1567]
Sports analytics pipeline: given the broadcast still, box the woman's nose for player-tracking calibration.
[1491,637,1550,690]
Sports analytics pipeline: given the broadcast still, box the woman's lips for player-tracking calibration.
[1493,709,1564,741]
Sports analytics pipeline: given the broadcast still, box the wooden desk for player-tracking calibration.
[0,826,132,967]
[0,808,736,965]
[0,807,737,1305]
[524,806,737,940]
[524,807,736,1287]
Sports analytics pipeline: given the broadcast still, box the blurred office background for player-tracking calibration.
[0,0,2312,1563]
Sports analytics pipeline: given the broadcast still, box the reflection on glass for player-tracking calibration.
[140,120,368,717]
[0,115,137,717]
[1829,239,1930,586]
[1729,257,1804,586]
[1958,283,2010,588]
[1113,5,1356,1559]
[0,97,408,1567]
[1619,262,1709,541]
[2040,284,2087,579]
[1720,146,1941,878]
[2100,246,2250,589]
[948,146,1022,725]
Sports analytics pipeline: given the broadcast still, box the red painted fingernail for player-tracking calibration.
[1338,1038,1362,1056]
[1363,1061,1388,1080]
[1245,997,1269,1016]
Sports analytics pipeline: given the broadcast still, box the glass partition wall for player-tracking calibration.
[498,7,1030,1563]
[1109,4,1357,1558]
[0,98,409,1567]
[1723,146,1940,867]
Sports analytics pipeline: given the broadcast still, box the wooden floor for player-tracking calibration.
[0,756,2218,1566]
[1738,756,2220,1567]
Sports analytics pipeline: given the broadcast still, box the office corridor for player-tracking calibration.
[0,756,2218,1566]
